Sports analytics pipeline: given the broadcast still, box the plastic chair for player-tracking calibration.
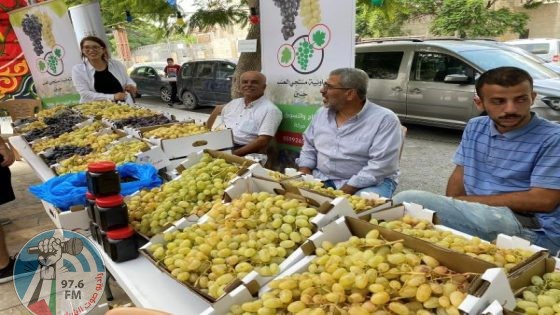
[0,98,41,122]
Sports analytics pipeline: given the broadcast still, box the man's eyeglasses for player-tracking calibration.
[82,46,102,51]
[322,82,352,90]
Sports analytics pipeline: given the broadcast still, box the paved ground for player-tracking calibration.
[0,98,463,314]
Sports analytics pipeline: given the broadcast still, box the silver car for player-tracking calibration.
[355,39,560,129]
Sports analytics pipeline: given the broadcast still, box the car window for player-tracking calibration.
[146,67,158,77]
[181,63,194,77]
[132,67,147,76]
[411,52,475,83]
[355,51,403,80]
[216,62,235,79]
[195,62,214,78]
[461,49,559,79]
[512,43,550,55]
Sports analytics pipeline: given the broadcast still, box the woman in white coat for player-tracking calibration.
[72,36,137,105]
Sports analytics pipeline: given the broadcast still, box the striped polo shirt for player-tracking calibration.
[453,114,560,243]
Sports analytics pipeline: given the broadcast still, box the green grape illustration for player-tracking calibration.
[296,41,314,70]
[47,54,58,73]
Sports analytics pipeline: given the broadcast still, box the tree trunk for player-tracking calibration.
[231,20,261,98]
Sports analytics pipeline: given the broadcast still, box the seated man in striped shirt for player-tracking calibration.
[206,71,282,156]
[394,67,560,254]
[297,68,403,198]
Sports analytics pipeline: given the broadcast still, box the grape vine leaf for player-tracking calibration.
[281,47,292,64]
[312,31,326,47]
[54,48,62,58]
[38,61,46,72]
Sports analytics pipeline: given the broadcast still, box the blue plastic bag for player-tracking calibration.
[29,163,162,211]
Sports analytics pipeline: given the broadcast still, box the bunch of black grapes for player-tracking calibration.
[43,145,93,166]
[113,114,176,129]
[21,14,44,56]
[273,0,301,40]
[24,115,86,142]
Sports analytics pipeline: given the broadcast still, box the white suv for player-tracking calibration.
[505,38,560,63]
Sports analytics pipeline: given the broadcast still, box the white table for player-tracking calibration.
[91,240,210,314]
[9,135,56,182]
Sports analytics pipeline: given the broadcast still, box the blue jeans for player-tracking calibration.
[324,178,397,199]
[392,190,560,255]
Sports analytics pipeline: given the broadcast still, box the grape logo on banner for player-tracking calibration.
[13,229,106,315]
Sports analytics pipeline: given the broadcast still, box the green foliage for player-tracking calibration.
[429,0,529,38]
[187,1,248,32]
[281,47,292,64]
[312,30,326,47]
[355,0,409,39]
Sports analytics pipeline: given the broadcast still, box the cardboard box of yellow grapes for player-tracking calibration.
[245,163,393,216]
[365,202,548,275]
[201,216,509,315]
[139,175,356,307]
[139,122,234,159]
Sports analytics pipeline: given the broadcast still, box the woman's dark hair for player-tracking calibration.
[79,36,108,62]
[475,67,533,98]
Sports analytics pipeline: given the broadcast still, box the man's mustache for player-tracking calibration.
[499,114,521,119]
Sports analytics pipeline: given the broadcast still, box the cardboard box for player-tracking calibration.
[203,216,499,315]
[41,200,90,236]
[139,177,356,307]
[140,122,234,159]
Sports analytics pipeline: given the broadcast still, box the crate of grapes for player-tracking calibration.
[139,122,234,159]
[139,176,356,307]
[201,216,504,315]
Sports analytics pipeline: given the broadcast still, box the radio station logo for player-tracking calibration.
[13,229,106,315]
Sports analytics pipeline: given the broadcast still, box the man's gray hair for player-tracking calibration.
[330,68,368,100]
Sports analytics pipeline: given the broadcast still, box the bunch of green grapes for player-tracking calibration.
[36,104,70,119]
[296,41,314,71]
[143,123,208,139]
[371,215,535,271]
[75,101,156,120]
[17,120,46,133]
[74,101,117,115]
[231,231,471,315]
[55,139,148,174]
[147,191,319,298]
[31,121,110,153]
[299,0,321,29]
[516,272,560,314]
[129,154,244,236]
[36,12,54,48]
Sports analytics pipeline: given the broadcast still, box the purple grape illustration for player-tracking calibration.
[21,14,44,56]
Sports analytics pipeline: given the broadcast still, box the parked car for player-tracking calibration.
[505,38,560,63]
[177,59,237,110]
[129,63,176,102]
[355,39,560,129]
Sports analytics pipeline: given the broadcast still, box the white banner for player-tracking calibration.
[9,0,81,106]
[260,0,356,107]
[68,1,110,54]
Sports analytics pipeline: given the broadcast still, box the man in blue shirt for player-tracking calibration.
[297,68,402,198]
[394,67,560,254]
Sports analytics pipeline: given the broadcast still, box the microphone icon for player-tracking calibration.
[28,238,84,256]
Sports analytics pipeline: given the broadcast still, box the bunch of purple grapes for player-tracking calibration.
[273,0,301,40]
[22,14,44,56]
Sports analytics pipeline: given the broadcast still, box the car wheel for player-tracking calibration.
[160,87,172,103]
[182,91,198,110]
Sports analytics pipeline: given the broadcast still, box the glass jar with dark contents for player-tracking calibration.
[85,192,96,222]
[86,161,121,196]
[106,225,139,262]
[94,194,128,231]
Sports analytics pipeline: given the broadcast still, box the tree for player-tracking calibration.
[355,0,409,40]
[186,0,255,98]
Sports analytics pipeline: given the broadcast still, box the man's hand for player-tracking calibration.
[124,84,137,96]
[340,184,359,195]
[37,237,63,267]
[0,144,15,167]
[298,167,313,175]
[114,92,127,102]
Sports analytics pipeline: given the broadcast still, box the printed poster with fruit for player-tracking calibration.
[9,0,81,107]
[260,0,355,165]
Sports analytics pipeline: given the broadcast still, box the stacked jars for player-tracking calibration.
[86,161,138,262]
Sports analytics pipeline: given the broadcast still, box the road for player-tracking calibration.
[136,96,463,195]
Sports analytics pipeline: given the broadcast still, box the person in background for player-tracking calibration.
[206,71,282,156]
[0,137,16,283]
[297,68,402,198]
[393,67,560,254]
[163,57,181,104]
[72,36,137,105]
